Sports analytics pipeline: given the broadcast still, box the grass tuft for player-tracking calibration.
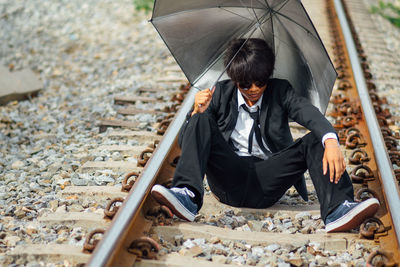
[370,1,400,28]
[133,0,154,12]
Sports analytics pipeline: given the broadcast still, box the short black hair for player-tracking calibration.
[224,38,275,85]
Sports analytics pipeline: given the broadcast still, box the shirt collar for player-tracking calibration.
[237,88,264,111]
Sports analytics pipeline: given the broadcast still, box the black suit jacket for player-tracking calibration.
[202,78,335,152]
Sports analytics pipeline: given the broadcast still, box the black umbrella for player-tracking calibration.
[150,0,336,114]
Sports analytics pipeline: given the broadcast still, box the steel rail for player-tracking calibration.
[334,0,400,245]
[87,87,198,267]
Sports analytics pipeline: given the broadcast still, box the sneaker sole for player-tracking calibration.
[325,198,380,233]
[151,185,195,222]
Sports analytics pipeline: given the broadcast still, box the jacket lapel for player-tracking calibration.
[260,87,269,138]
[260,81,277,152]
[223,88,239,141]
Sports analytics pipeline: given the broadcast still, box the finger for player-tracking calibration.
[211,86,216,95]
[335,161,341,184]
[322,157,327,175]
[329,160,335,183]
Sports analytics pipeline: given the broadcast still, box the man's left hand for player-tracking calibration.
[323,139,346,184]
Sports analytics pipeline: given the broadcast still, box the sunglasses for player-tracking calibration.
[237,81,266,90]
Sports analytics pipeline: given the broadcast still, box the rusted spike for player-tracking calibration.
[128,237,159,259]
[349,149,370,164]
[389,151,400,166]
[342,115,358,128]
[345,132,367,149]
[170,156,180,168]
[345,127,361,136]
[381,127,393,137]
[337,70,349,79]
[369,92,387,105]
[179,83,191,93]
[384,136,398,151]
[83,229,105,253]
[137,148,154,167]
[121,172,140,192]
[366,250,397,267]
[373,103,391,119]
[104,197,125,219]
[171,93,185,103]
[148,140,160,150]
[335,63,347,71]
[355,188,380,202]
[363,70,373,79]
[377,115,389,127]
[337,129,347,145]
[157,119,172,136]
[395,169,400,182]
[366,81,376,92]
[351,165,375,183]
[332,94,349,104]
[360,217,387,239]
[145,205,173,226]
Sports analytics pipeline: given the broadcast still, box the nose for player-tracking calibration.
[248,83,258,91]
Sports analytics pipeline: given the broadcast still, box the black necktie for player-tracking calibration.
[241,104,270,155]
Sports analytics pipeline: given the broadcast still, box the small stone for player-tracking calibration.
[289,257,304,267]
[174,234,184,246]
[25,223,39,235]
[231,255,245,265]
[236,224,251,231]
[266,244,280,252]
[186,245,203,257]
[295,211,311,221]
[251,246,264,257]
[248,220,264,232]
[5,235,20,247]
[68,204,84,212]
[209,236,220,244]
[352,249,363,259]
[212,255,226,264]
[71,177,88,186]
[49,200,59,211]
[11,160,24,169]
[56,205,67,212]
[315,255,329,265]
[183,239,195,249]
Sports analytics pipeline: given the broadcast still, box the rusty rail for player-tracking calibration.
[334,0,400,247]
[87,88,198,266]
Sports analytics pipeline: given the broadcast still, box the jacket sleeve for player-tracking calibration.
[177,84,221,147]
[282,81,336,141]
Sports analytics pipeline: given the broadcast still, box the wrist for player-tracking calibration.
[324,138,339,147]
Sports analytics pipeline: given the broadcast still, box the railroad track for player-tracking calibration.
[3,0,400,266]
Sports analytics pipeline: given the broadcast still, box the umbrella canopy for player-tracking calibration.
[151,0,336,114]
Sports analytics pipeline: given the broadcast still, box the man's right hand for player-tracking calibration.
[192,86,215,116]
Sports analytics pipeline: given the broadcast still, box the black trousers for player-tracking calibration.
[172,113,354,222]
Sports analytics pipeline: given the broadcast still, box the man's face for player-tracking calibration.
[237,81,267,106]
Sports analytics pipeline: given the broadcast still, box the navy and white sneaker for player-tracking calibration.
[325,198,380,233]
[151,184,198,222]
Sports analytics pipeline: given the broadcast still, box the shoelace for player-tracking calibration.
[342,200,357,208]
[171,187,195,198]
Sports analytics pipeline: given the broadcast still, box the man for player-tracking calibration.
[151,38,379,232]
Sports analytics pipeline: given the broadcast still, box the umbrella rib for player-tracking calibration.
[218,7,253,22]
[151,5,267,22]
[271,10,319,40]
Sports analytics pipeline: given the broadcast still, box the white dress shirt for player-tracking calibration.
[229,89,338,159]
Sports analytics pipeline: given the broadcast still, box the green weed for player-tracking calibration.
[133,0,153,12]
[370,1,400,28]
